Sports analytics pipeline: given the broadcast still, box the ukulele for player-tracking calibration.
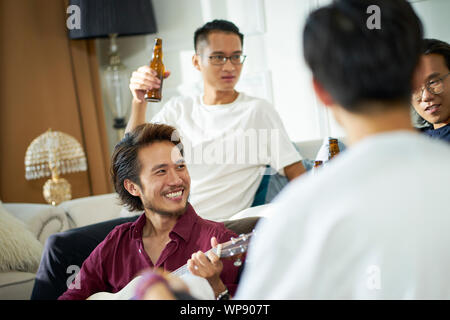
[87,232,254,300]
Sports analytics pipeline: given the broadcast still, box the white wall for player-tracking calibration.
[411,0,450,44]
[97,0,450,154]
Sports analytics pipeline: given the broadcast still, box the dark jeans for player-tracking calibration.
[30,215,139,300]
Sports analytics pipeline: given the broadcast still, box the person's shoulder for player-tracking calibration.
[195,216,237,238]
[238,93,282,124]
[99,221,136,248]
[161,95,197,111]
[239,92,273,110]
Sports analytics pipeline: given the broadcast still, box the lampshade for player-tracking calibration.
[68,0,157,39]
[25,129,87,205]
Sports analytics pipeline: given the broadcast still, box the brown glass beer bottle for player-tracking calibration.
[314,160,323,168]
[328,138,340,160]
[145,38,164,102]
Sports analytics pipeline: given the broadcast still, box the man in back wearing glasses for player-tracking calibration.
[411,38,450,143]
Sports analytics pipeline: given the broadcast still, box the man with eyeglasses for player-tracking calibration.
[411,38,450,143]
[127,19,307,221]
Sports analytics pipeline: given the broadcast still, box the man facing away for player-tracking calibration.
[235,0,450,299]
[59,123,240,300]
[411,38,450,143]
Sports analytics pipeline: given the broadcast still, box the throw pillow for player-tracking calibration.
[0,201,43,273]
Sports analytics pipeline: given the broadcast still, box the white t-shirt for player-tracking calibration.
[151,92,302,221]
[236,131,450,299]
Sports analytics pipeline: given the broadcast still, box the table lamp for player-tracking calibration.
[68,0,158,142]
[25,129,88,206]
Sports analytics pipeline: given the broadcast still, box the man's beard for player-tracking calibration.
[141,192,189,217]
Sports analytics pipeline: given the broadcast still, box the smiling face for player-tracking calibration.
[193,31,244,94]
[412,54,450,129]
[131,141,190,217]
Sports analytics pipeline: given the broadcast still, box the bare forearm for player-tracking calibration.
[125,98,148,134]
[284,161,307,181]
[207,276,228,298]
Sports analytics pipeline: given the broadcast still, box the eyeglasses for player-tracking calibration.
[206,54,247,65]
[413,72,450,102]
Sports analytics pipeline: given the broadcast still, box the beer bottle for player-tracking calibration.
[313,160,323,175]
[145,38,164,102]
[314,160,323,168]
[328,138,340,160]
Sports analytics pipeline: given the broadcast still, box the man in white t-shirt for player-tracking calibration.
[127,19,306,221]
[235,0,450,299]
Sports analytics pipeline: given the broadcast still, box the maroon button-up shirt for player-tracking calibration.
[59,204,239,300]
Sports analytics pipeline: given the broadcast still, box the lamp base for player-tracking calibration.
[43,177,72,206]
[114,117,126,142]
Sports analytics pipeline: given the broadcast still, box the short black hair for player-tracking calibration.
[422,38,450,71]
[303,0,423,113]
[194,19,244,53]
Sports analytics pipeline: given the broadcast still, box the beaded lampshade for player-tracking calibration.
[25,129,87,205]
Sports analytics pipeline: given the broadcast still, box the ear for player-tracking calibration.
[312,78,335,107]
[192,54,201,71]
[124,179,141,197]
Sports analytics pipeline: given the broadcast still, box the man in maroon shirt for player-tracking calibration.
[59,123,239,300]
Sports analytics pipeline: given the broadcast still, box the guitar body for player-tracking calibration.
[87,275,143,300]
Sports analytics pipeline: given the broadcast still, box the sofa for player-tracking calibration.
[0,137,332,300]
[0,193,273,300]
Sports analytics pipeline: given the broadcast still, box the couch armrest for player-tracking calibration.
[228,203,272,221]
[58,193,124,228]
[2,203,69,244]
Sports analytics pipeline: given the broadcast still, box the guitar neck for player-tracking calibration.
[171,232,253,277]
[171,247,216,277]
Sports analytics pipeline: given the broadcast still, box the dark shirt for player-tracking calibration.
[59,204,239,300]
[421,123,450,143]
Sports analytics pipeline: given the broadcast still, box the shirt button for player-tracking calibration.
[139,249,142,254]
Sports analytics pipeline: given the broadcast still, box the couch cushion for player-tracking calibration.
[4,203,69,244]
[0,271,35,300]
[0,201,43,273]
[223,216,261,236]
[58,193,124,228]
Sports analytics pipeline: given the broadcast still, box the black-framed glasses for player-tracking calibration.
[413,72,450,102]
[207,54,247,65]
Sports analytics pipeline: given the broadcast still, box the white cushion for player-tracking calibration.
[58,193,124,228]
[0,201,43,273]
[3,203,69,244]
[228,203,272,220]
[0,271,35,300]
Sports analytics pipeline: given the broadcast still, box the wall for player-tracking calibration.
[96,0,450,155]
[411,0,450,43]
[0,0,112,203]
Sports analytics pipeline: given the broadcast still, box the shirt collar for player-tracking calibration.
[169,203,198,243]
[130,203,198,242]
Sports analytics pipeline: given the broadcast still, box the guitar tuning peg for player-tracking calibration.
[240,245,245,253]
[234,258,242,267]
[231,237,236,244]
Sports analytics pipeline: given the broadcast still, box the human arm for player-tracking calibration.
[284,160,307,181]
[126,66,171,134]
[187,237,229,299]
